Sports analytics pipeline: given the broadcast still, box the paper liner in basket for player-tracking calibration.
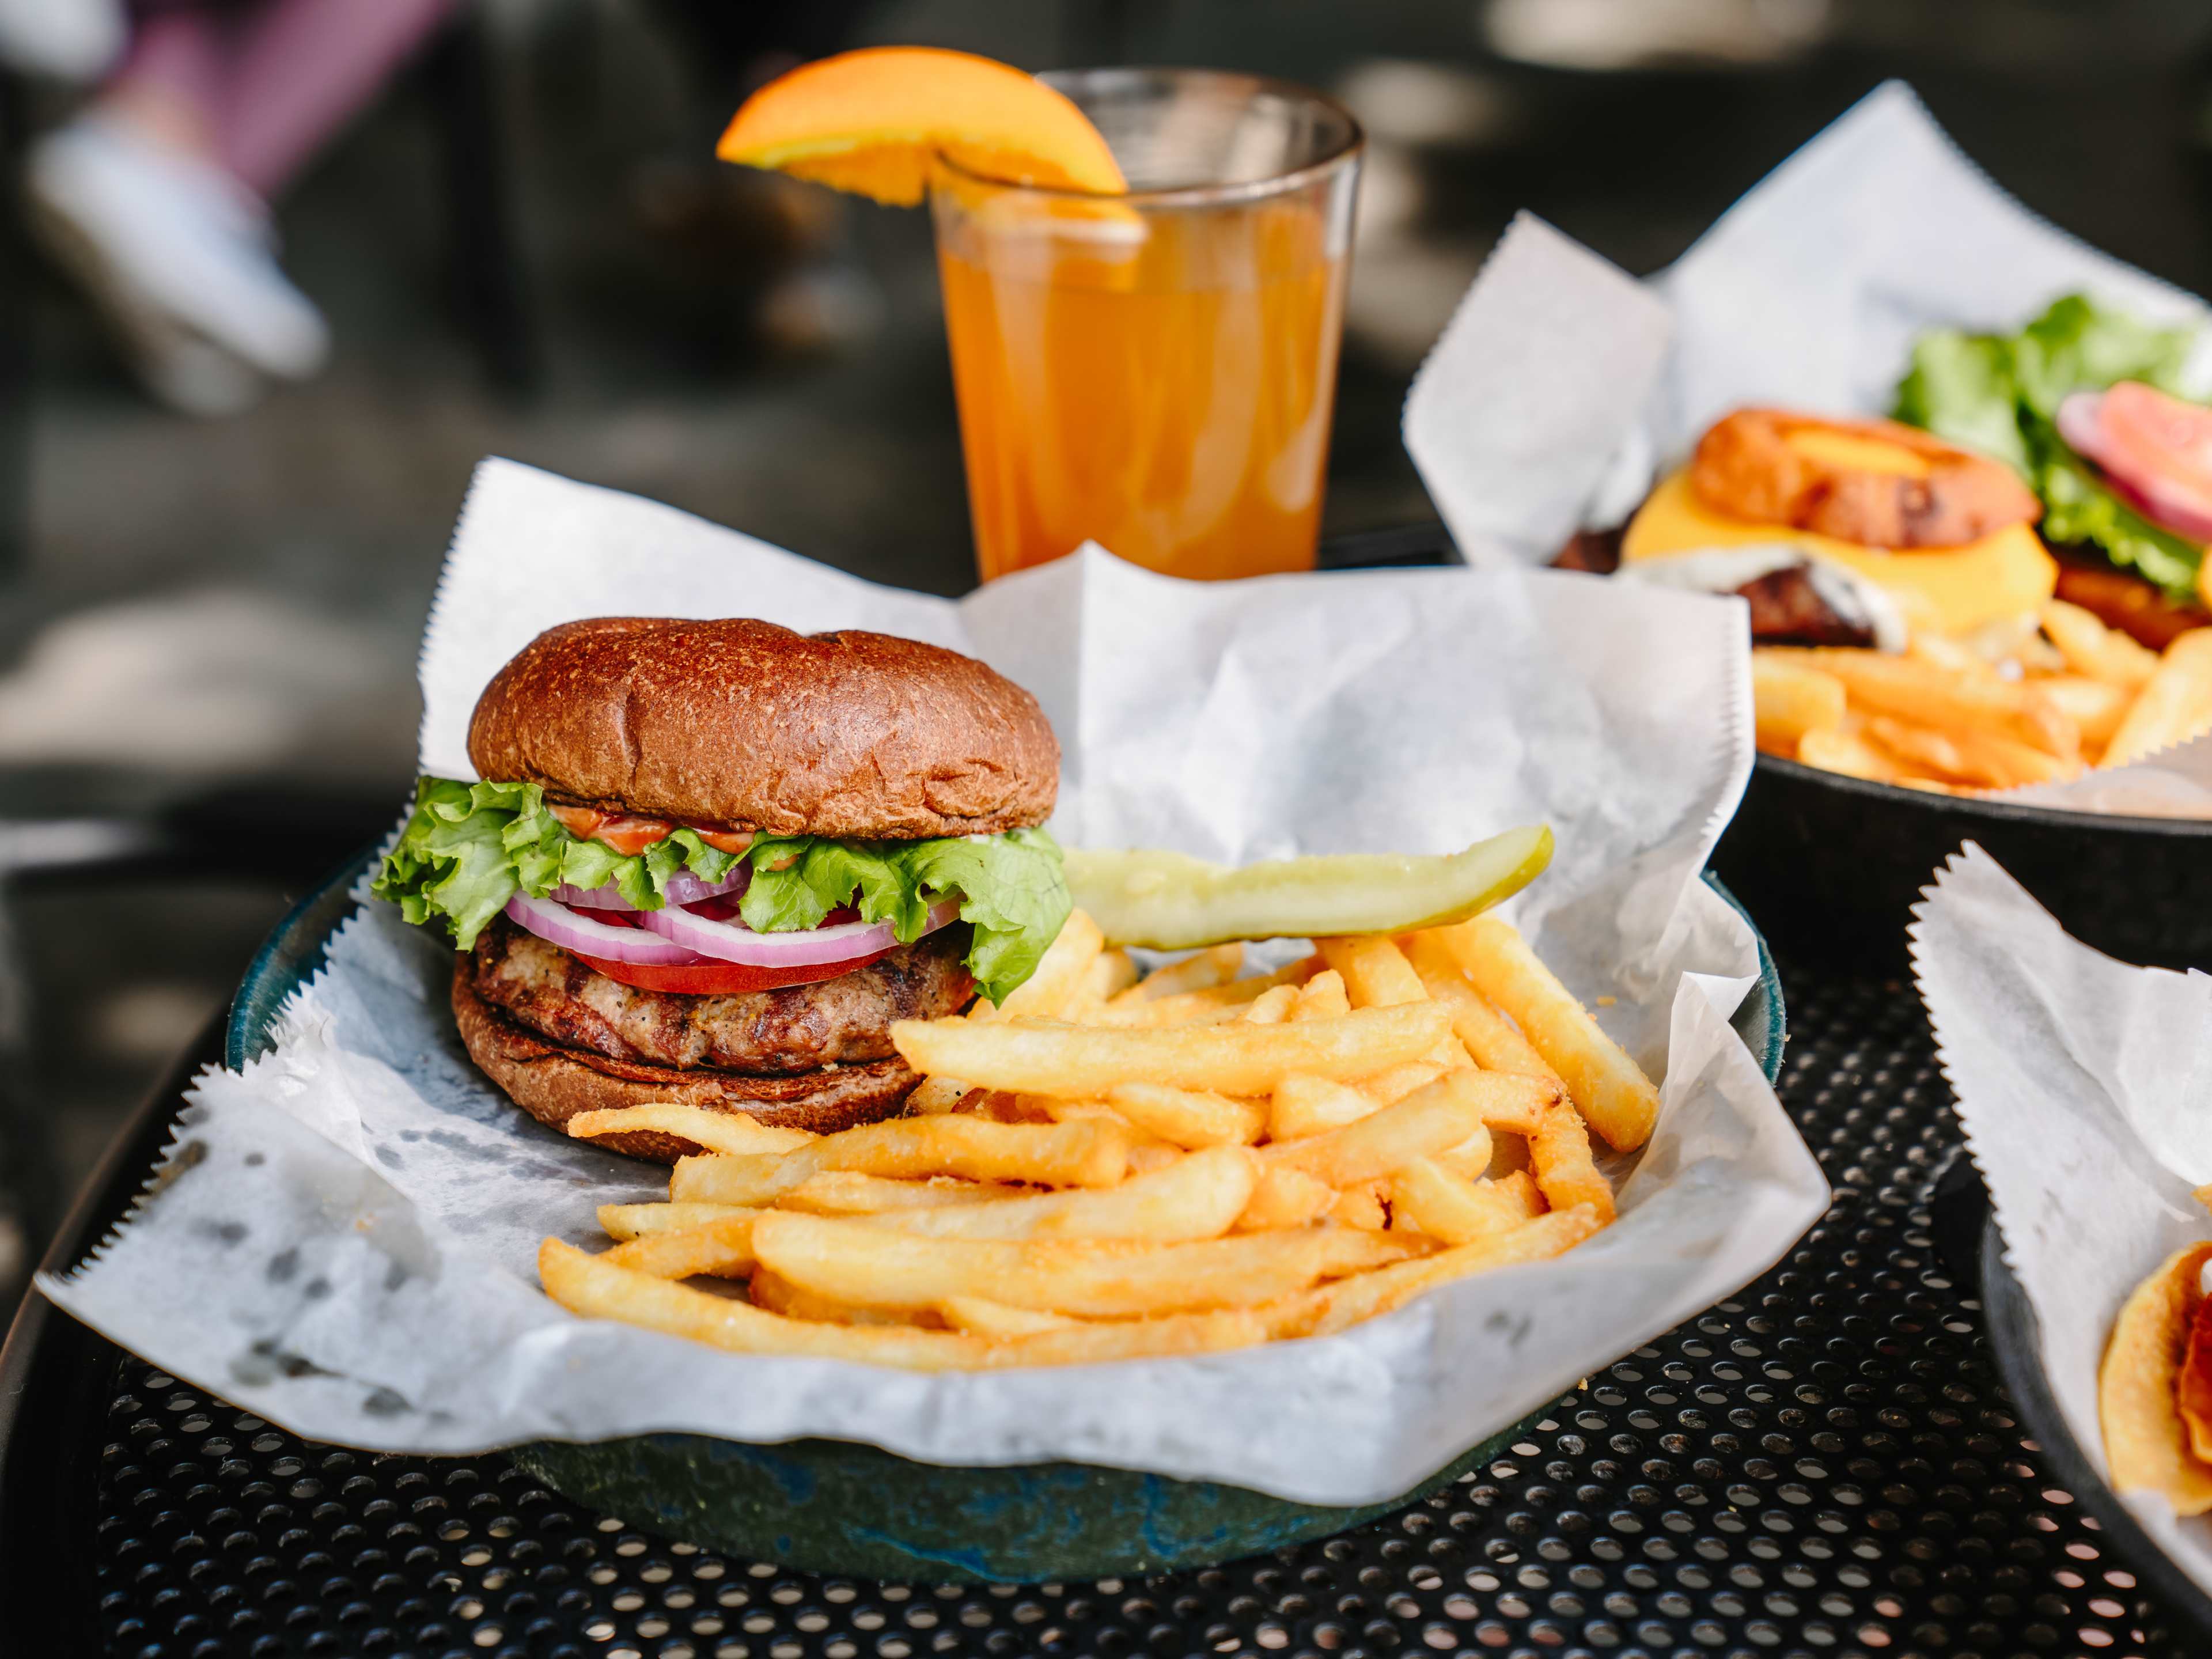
[37,460,1828,1505]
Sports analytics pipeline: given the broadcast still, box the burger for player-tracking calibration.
[1567,293,2212,652]
[372,618,1070,1161]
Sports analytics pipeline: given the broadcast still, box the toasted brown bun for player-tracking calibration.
[467,618,1058,839]
[453,967,919,1161]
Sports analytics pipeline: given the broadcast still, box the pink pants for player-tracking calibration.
[117,0,462,201]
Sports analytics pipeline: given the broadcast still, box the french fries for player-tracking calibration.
[567,1105,813,1157]
[845,1146,1257,1243]
[1388,1160,1539,1245]
[1105,1082,1267,1147]
[540,906,1645,1370]
[1432,917,1660,1153]
[975,908,1104,1020]
[1756,608,2212,791]
[1265,1207,1603,1339]
[669,1115,1131,1204]
[751,1210,1412,1316]
[603,1212,759,1278]
[890,1004,1452,1098]
[1750,654,1846,752]
[2042,599,2158,690]
[1293,969,1351,1021]
[1270,1073,1377,1140]
[1795,724,1900,783]
[2106,628,2212,767]
[778,1172,1027,1213]
[1109,942,1243,1003]
[598,1200,752,1240]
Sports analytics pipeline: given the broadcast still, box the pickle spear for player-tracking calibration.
[1063,825,1554,950]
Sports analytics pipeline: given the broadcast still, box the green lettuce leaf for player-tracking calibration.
[372,777,1070,1002]
[1893,293,2203,604]
[2038,452,2206,596]
[738,826,1071,1005]
[372,777,740,949]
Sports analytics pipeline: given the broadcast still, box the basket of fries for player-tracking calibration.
[44,461,1828,1587]
[218,844,1786,1580]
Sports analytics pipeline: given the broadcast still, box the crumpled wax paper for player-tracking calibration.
[1912,844,2212,1595]
[39,457,1828,1505]
[1995,729,2212,819]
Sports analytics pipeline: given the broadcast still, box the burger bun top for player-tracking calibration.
[467,618,1058,839]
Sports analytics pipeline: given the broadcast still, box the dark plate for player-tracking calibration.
[218,849,1787,1581]
[1711,752,2212,973]
[1967,1202,2212,1643]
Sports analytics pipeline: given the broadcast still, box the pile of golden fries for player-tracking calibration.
[1754,603,2212,792]
[537,909,1658,1370]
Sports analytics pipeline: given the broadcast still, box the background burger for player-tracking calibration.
[373,617,1069,1161]
[1564,293,2212,653]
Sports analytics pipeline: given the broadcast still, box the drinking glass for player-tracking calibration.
[930,69,1362,582]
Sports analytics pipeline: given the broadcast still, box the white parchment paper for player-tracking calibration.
[1912,844,2212,1596]
[39,459,1828,1505]
[1997,729,2212,819]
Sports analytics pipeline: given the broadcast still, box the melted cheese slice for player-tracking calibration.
[1622,469,2055,637]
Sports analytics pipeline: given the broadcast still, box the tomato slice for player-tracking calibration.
[573,945,896,994]
[2106,381,2212,498]
[546,802,674,855]
[693,827,755,856]
[2178,1291,2212,1465]
[546,802,757,860]
[2070,381,2212,546]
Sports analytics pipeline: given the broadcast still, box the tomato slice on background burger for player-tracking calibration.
[572,948,897,994]
[2058,381,2212,546]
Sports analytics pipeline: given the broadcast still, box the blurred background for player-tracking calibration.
[2,0,2209,1312]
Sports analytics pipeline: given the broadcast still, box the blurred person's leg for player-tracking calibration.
[210,0,456,200]
[25,0,457,416]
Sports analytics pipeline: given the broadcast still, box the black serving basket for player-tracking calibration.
[1711,753,2212,974]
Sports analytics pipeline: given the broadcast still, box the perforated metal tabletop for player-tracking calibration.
[2,956,2184,1659]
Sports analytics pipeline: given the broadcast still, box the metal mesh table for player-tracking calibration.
[43,959,2200,1658]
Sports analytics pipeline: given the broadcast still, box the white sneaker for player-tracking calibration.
[28,116,331,388]
[0,0,123,81]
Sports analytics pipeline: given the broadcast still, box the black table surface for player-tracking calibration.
[0,950,2195,1659]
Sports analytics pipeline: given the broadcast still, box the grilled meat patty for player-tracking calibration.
[467,912,975,1073]
[1735,565,1877,647]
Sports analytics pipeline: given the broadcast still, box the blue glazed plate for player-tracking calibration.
[225,850,1788,1582]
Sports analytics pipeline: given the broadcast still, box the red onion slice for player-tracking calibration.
[504,893,711,964]
[642,897,960,967]
[551,866,750,912]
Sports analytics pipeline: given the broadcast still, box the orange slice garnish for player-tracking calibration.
[716,47,1127,207]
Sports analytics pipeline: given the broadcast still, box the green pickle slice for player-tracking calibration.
[1063,825,1554,950]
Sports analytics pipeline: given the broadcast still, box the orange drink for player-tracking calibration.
[930,70,1361,582]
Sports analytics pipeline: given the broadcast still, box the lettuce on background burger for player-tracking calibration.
[1897,294,2212,644]
[374,617,1069,1161]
